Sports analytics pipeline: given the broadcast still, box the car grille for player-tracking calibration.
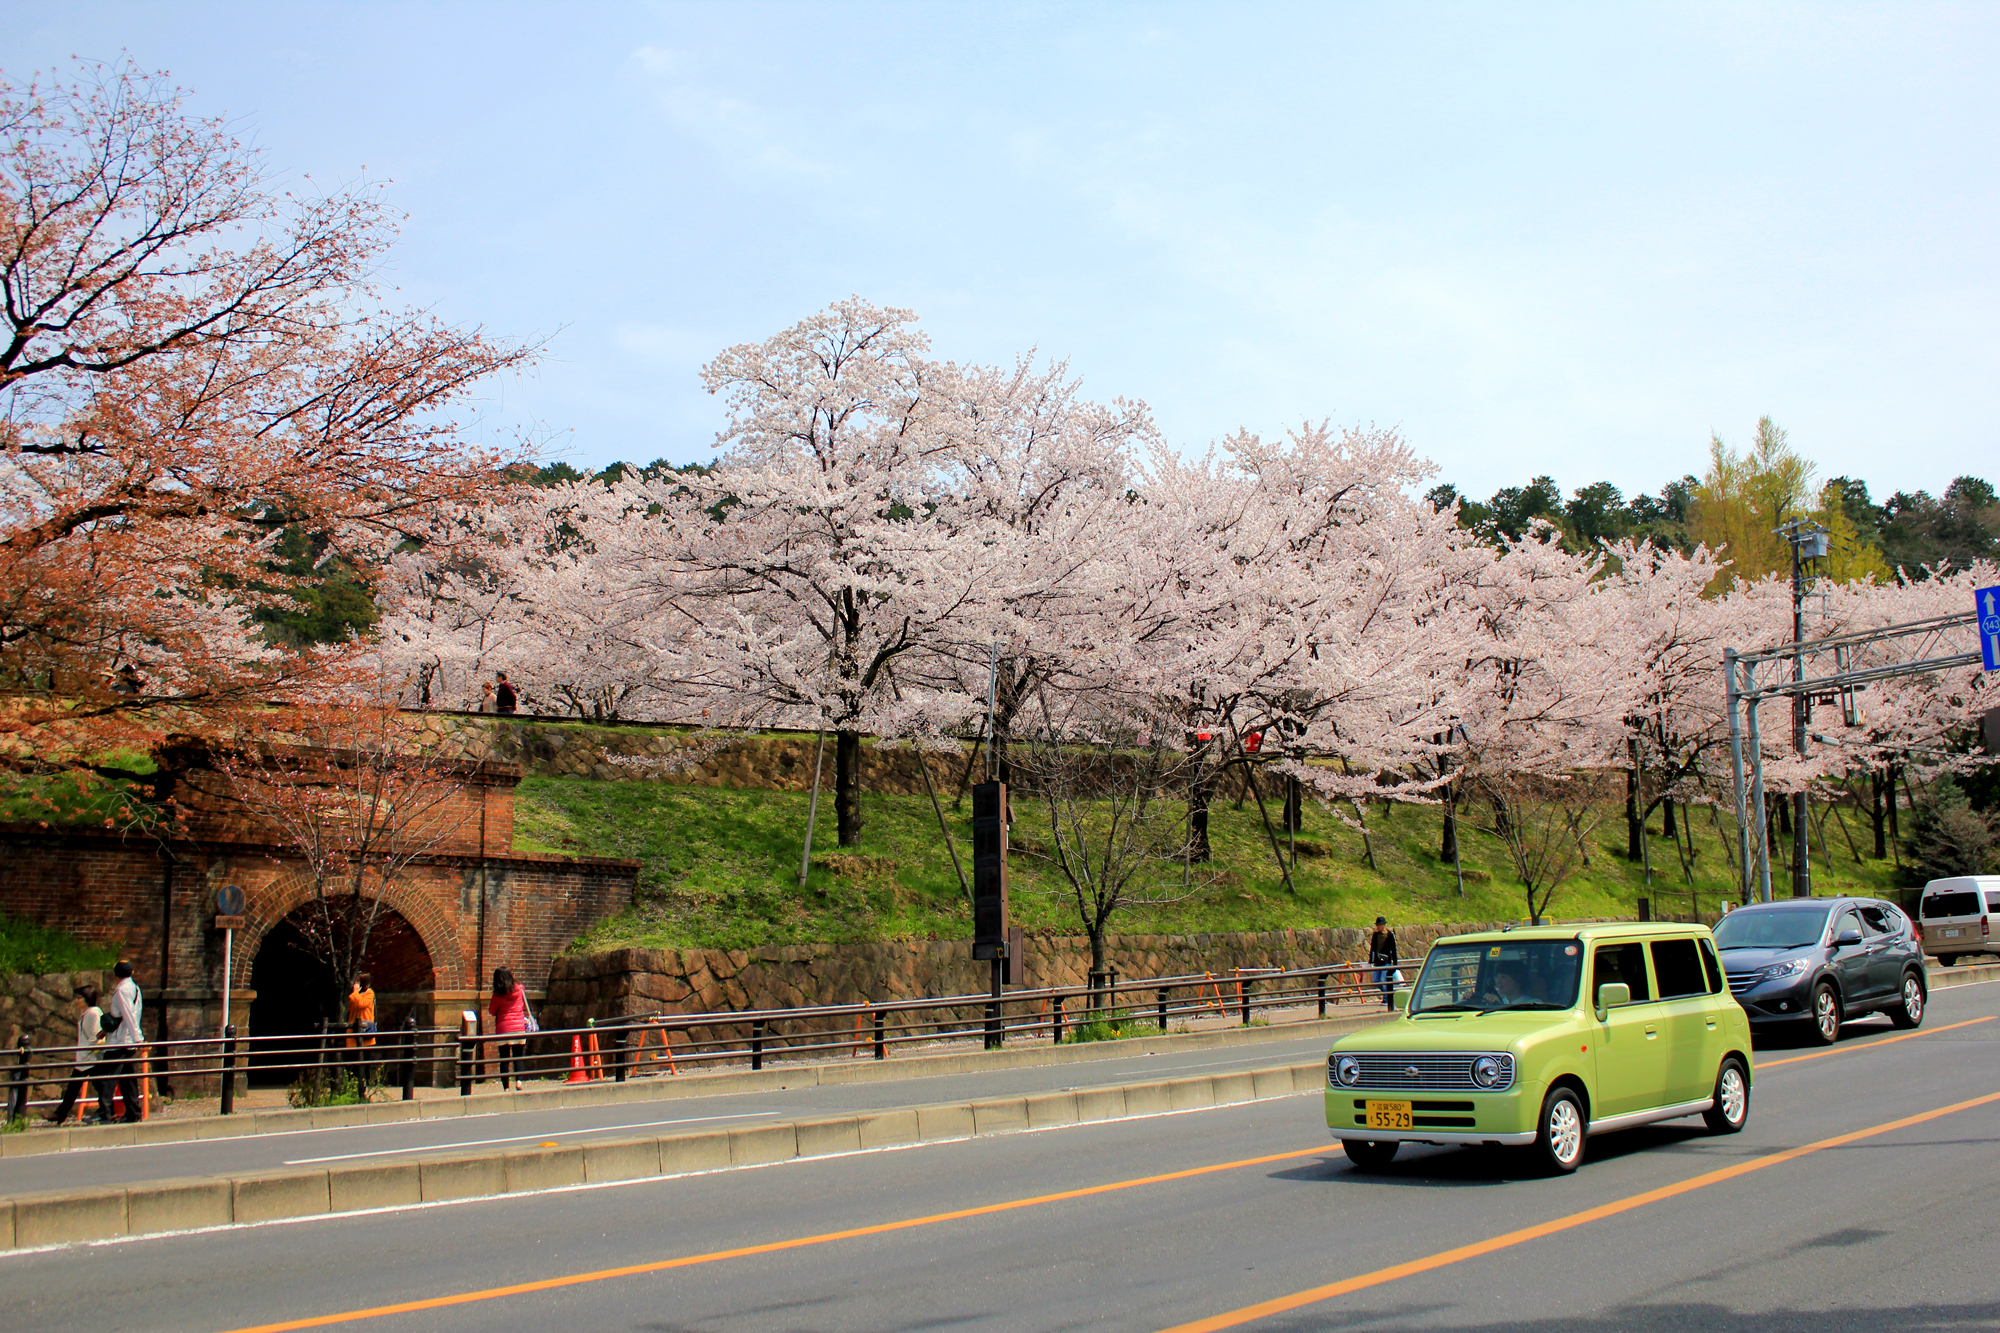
[1726,972,1757,994]
[1329,1053,1507,1091]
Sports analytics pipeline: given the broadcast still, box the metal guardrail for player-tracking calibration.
[4,958,1414,1122]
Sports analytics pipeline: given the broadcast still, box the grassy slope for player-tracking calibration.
[516,776,1906,953]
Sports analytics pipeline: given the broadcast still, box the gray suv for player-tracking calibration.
[1715,897,1926,1044]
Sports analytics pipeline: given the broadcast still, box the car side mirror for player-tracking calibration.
[1834,930,1863,947]
[1595,982,1630,1019]
[1392,987,1411,1012]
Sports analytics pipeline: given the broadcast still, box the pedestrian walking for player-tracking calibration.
[97,961,144,1123]
[46,985,106,1125]
[493,671,518,715]
[488,967,529,1089]
[1368,917,1400,1010]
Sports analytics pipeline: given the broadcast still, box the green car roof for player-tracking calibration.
[1432,920,1716,947]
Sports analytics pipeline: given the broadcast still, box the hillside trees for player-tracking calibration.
[0,60,531,773]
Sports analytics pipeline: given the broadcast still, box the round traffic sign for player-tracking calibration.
[215,883,245,917]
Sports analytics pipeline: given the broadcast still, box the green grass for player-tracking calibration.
[0,911,117,975]
[519,776,1908,953]
[0,753,168,831]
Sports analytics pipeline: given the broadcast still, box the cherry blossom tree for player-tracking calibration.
[0,60,532,778]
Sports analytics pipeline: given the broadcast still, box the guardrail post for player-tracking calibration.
[1051,994,1064,1044]
[1316,972,1327,1018]
[456,1015,475,1096]
[613,1021,630,1083]
[872,1007,886,1061]
[750,1020,766,1072]
[219,1025,237,1116]
[401,1018,417,1101]
[1156,988,1168,1032]
[1240,976,1253,1026]
[8,1038,28,1122]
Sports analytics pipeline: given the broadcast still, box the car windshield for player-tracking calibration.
[1410,939,1583,1014]
[1713,905,1830,950]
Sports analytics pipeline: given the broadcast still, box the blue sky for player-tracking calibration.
[9,2,1996,501]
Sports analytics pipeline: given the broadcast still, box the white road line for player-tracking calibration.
[281,1112,778,1165]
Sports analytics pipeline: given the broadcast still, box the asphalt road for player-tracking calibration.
[4,979,1995,1333]
[0,1027,1360,1195]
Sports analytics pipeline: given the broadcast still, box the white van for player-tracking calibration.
[1919,876,2000,965]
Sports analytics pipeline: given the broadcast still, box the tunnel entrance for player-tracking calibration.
[247,900,435,1084]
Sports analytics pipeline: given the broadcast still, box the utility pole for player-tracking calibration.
[1776,519,1829,898]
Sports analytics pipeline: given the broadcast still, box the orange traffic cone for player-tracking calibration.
[585,1028,603,1080]
[565,1034,590,1084]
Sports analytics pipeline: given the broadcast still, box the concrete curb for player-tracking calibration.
[0,1060,1329,1251]
[1,1008,1398,1159]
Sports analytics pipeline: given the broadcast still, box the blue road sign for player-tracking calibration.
[1981,584,2000,672]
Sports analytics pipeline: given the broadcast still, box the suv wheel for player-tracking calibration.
[1341,1139,1399,1170]
[1703,1056,1749,1133]
[1532,1086,1586,1174]
[1809,981,1842,1045]
[1889,972,1926,1029]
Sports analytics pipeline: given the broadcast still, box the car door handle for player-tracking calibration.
[1643,1025,1658,1039]
[1706,1018,1718,1030]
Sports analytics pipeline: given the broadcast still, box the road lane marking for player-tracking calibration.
[211,1143,1332,1332]
[280,1112,778,1165]
[1755,1015,1992,1070]
[1153,1087,2000,1333]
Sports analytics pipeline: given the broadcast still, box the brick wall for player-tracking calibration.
[0,825,637,1053]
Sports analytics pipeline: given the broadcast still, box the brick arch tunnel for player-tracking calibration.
[246,900,436,1083]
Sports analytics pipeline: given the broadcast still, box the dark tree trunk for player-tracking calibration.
[1189,767,1215,863]
[1441,804,1458,863]
[835,729,864,847]
[1662,800,1677,840]
[1776,796,1791,839]
[1884,764,1901,848]
[1870,771,1887,859]
[1625,759,1642,861]
[1283,776,1303,833]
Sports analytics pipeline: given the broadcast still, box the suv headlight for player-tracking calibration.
[1755,958,1812,983]
[1335,1055,1361,1086]
[1470,1054,1513,1089]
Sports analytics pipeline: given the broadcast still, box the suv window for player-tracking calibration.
[1650,938,1706,998]
[1923,891,1981,917]
[1858,906,1891,937]
[1834,910,1865,941]
[1988,893,2000,913]
[1698,938,1724,993]
[1593,942,1651,1003]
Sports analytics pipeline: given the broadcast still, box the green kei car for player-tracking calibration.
[1326,922,1753,1174]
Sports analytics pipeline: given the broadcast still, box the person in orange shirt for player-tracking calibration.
[345,973,377,1078]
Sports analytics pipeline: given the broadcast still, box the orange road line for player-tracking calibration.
[1154,1087,2000,1333]
[213,1010,1997,1332]
[1756,1015,1991,1069]
[215,1144,1330,1333]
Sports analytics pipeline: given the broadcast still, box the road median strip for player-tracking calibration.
[0,1008,1397,1161]
[0,1061,1330,1251]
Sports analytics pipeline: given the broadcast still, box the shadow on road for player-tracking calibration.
[1257,1298,2000,1333]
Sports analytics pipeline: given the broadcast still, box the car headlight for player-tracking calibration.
[1470,1055,1512,1088]
[1755,958,1812,983]
[1335,1055,1361,1086]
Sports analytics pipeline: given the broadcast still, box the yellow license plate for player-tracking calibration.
[1366,1100,1413,1131]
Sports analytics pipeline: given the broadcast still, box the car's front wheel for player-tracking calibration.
[1341,1139,1400,1170]
[1889,972,1926,1029]
[1531,1086,1586,1174]
[1809,982,1842,1045]
[1703,1056,1749,1133]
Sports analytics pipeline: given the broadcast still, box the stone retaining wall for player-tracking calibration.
[544,921,1518,1035]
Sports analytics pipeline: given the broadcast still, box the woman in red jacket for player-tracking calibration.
[488,967,529,1089]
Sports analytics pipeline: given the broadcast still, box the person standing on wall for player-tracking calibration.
[1368,917,1400,1011]
[494,671,518,715]
[46,984,105,1125]
[99,961,144,1123]
[488,967,529,1090]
